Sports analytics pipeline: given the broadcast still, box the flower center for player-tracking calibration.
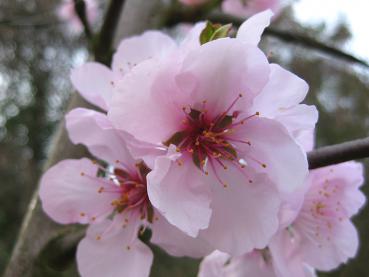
[95,161,154,223]
[164,94,261,186]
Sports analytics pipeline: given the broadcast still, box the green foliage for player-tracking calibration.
[200,21,232,45]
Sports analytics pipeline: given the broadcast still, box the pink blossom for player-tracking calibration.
[222,0,281,18]
[179,0,210,6]
[198,249,316,277]
[70,22,205,110]
[198,161,365,276]
[40,108,212,277]
[107,11,314,256]
[57,0,98,34]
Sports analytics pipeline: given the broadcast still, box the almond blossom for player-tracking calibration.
[57,0,98,34]
[222,0,281,18]
[198,160,365,276]
[106,11,315,256]
[40,108,212,277]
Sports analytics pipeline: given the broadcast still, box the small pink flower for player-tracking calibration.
[290,161,365,270]
[107,11,313,256]
[198,161,365,276]
[222,0,281,18]
[179,0,210,6]
[40,109,212,277]
[57,0,98,34]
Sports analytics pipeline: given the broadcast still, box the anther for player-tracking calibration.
[80,212,85,217]
[80,172,85,176]
[96,235,101,241]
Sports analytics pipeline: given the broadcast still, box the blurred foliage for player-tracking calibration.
[0,1,369,277]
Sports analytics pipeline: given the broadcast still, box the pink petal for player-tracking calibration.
[311,162,365,217]
[269,230,309,277]
[39,159,117,224]
[300,220,359,271]
[226,252,276,277]
[198,251,230,277]
[201,167,280,256]
[295,130,315,152]
[273,104,318,135]
[65,108,136,170]
[234,117,308,193]
[70,62,114,110]
[150,212,213,258]
[180,22,206,51]
[112,31,176,76]
[109,59,183,144]
[177,39,270,116]
[147,152,212,237]
[236,10,273,45]
[251,64,309,117]
[77,217,153,277]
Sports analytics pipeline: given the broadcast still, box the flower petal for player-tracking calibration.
[112,31,176,76]
[236,10,273,45]
[109,59,183,144]
[70,62,113,110]
[39,158,117,224]
[65,108,136,170]
[300,220,359,271]
[151,212,213,258]
[201,167,280,256]
[251,64,309,117]
[234,117,308,193]
[147,152,212,237]
[177,38,270,116]
[274,104,318,135]
[198,251,230,277]
[77,217,153,277]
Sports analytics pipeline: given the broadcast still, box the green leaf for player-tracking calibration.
[200,22,232,45]
[210,24,232,41]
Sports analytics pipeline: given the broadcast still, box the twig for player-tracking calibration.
[73,0,93,40]
[165,11,369,69]
[93,0,126,64]
[308,137,369,169]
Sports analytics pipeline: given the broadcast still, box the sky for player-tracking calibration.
[293,0,369,61]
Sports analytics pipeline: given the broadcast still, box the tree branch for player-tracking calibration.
[308,137,369,169]
[94,0,126,64]
[4,0,166,276]
[73,0,93,40]
[165,11,369,68]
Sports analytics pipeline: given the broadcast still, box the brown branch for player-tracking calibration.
[165,11,369,68]
[94,0,126,64]
[73,0,93,40]
[4,0,166,276]
[308,137,369,169]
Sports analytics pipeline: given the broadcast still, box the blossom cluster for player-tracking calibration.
[39,10,365,277]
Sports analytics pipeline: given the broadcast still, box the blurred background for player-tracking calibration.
[0,0,368,276]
